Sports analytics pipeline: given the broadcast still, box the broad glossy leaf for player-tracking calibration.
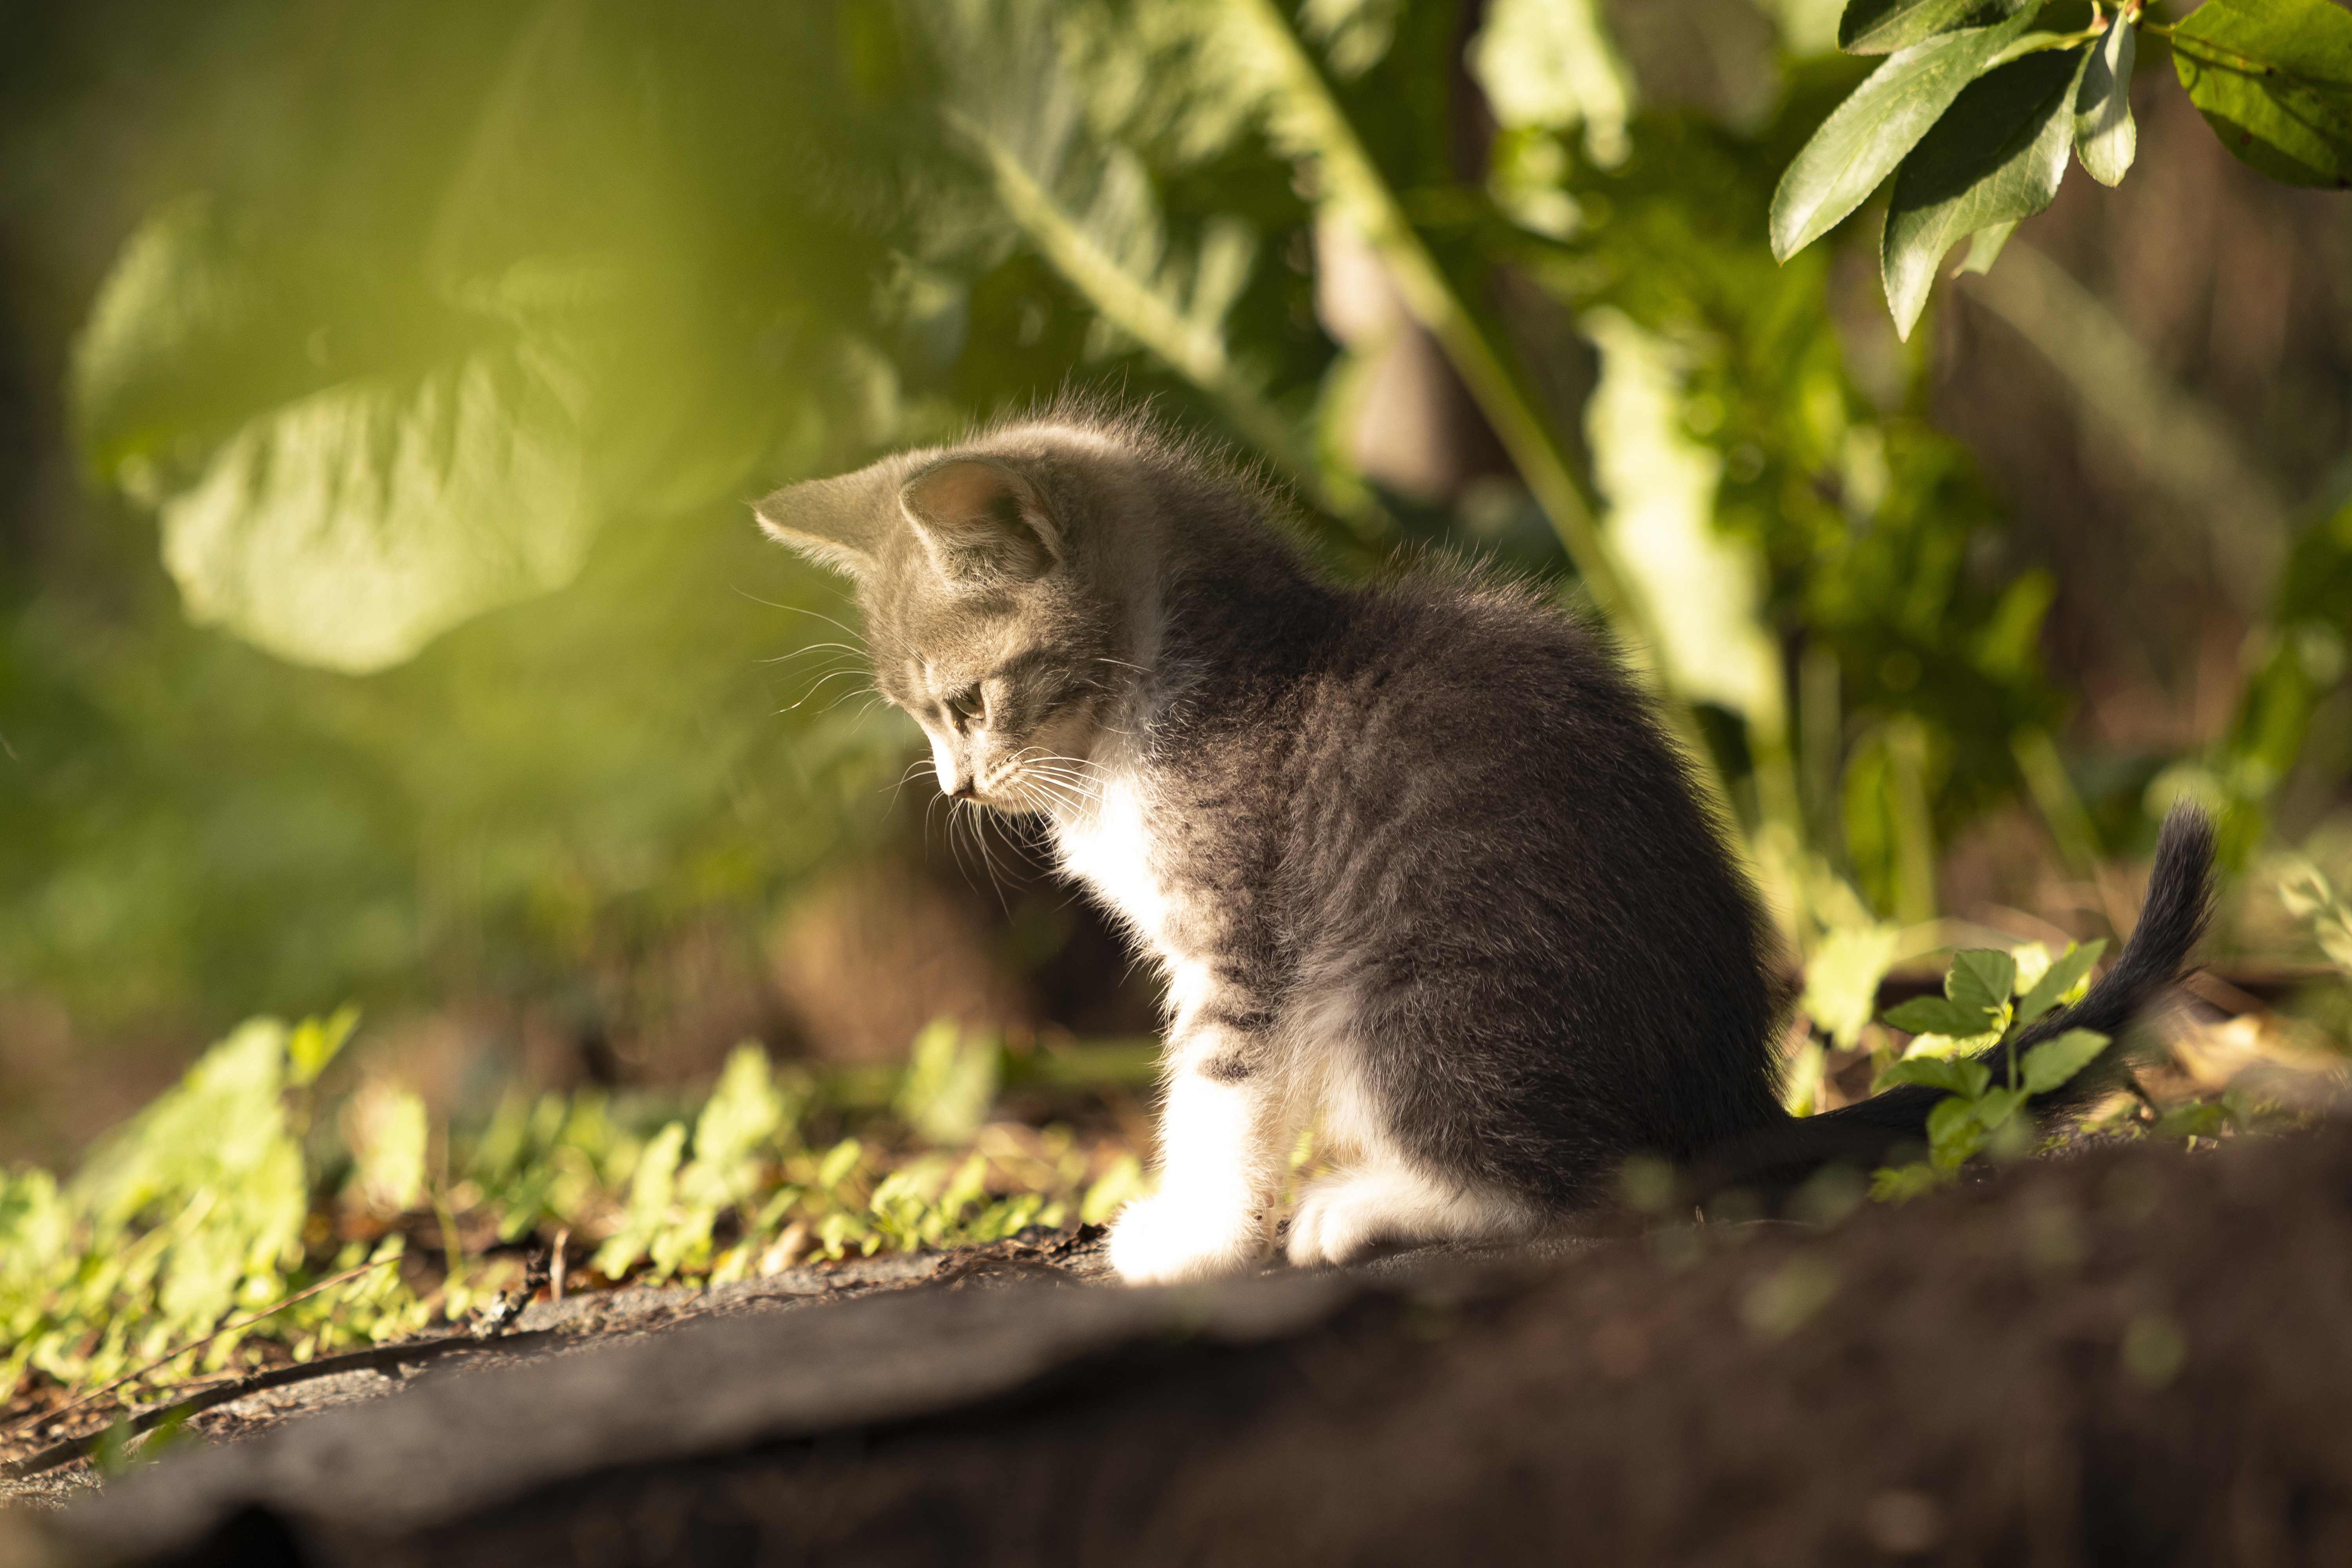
[159,332,595,673]
[2074,16,2138,186]
[1882,46,2088,338]
[1771,8,2040,261]
[1947,947,2018,1018]
[2015,938,2105,1026]
[1885,994,1985,1037]
[1840,0,2029,57]
[2021,1027,2110,1094]
[1876,1054,1992,1098]
[2170,0,2352,188]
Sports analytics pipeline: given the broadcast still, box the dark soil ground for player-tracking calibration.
[8,1118,2352,1567]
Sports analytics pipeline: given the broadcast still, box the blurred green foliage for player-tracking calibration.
[0,0,2347,1046]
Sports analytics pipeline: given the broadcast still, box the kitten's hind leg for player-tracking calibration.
[1109,1063,1299,1285]
[1287,1156,1539,1267]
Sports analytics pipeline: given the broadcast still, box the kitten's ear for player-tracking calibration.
[898,459,1061,588]
[753,468,895,581]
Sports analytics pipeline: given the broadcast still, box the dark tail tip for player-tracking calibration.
[2129,803,2220,987]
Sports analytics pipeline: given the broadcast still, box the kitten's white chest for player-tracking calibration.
[1052,771,1173,952]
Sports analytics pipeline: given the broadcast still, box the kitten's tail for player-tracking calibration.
[1689,805,2218,1201]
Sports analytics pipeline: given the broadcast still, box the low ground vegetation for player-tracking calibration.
[2,913,2345,1472]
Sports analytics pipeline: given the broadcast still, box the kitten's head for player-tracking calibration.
[754,428,1147,815]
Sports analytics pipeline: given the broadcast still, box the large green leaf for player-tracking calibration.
[1770,7,2040,261]
[1881,45,2088,339]
[1800,921,1903,1049]
[1925,1092,1987,1164]
[924,0,1324,497]
[1884,993,1989,1037]
[2014,937,2105,1026]
[157,330,595,674]
[1946,947,2017,1018]
[2170,0,2352,189]
[1839,0,2032,57]
[2020,1027,2109,1095]
[74,204,606,673]
[2074,15,2138,187]
[1875,1054,1993,1098]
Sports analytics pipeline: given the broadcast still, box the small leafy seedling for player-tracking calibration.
[1869,940,2107,1199]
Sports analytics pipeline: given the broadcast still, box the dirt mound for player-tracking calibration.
[33,1122,2352,1566]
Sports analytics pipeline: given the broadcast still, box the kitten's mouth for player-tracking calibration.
[965,754,1100,816]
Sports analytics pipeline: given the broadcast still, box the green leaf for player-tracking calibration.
[1926,1093,1988,1166]
[2015,938,2105,1026]
[1953,218,2018,274]
[1870,1161,1945,1202]
[1885,995,1986,1036]
[2154,1101,2230,1140]
[286,1005,361,1089]
[592,1121,687,1280]
[1802,922,1905,1049]
[1875,1054,1993,1098]
[1947,947,2018,1018]
[1840,0,2031,57]
[894,1019,1002,1146]
[2020,1027,2111,1094]
[1900,1028,2001,1061]
[1973,1085,2028,1131]
[348,1083,429,1216]
[817,1136,866,1192]
[71,202,621,675]
[1770,8,2040,261]
[2009,940,2054,995]
[1882,45,2089,338]
[2170,0,2352,189]
[2074,16,2138,186]
[1080,1154,1148,1226]
[158,330,597,675]
[692,1045,787,1174]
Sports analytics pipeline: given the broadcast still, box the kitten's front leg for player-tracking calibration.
[1109,979,1297,1285]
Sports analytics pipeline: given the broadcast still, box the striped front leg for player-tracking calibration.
[1107,962,1300,1284]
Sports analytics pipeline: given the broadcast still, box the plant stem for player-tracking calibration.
[1224,0,1641,643]
[1221,0,1793,902]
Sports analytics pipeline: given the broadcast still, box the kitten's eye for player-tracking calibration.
[949,684,986,724]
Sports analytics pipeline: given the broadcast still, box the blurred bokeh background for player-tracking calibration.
[2,0,2348,1170]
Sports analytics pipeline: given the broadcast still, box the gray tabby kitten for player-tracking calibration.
[756,409,2214,1284]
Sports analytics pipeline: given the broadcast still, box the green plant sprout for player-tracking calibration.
[1,1013,1150,1437]
[1867,938,2109,1199]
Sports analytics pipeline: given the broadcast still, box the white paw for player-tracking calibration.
[1107,1188,1270,1284]
[1286,1165,1534,1267]
[1285,1171,1401,1267]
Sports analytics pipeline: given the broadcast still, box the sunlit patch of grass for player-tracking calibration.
[0,1013,1149,1446]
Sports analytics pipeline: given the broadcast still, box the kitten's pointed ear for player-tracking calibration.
[753,468,894,581]
[899,459,1061,587]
